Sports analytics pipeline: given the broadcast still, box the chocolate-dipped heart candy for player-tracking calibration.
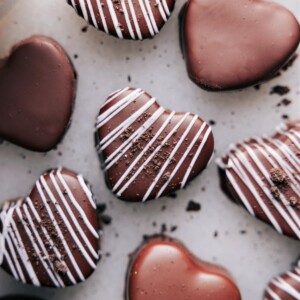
[67,0,175,40]
[217,121,300,240]
[0,36,76,152]
[126,236,241,300]
[0,168,100,287]
[264,260,300,300]
[180,0,300,91]
[95,87,214,202]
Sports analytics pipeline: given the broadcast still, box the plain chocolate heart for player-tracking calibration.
[180,0,300,91]
[67,0,175,40]
[265,260,300,300]
[126,236,241,300]
[0,35,77,152]
[95,87,214,202]
[217,121,300,240]
[0,168,100,287]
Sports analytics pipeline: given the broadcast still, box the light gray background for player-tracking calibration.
[0,0,299,299]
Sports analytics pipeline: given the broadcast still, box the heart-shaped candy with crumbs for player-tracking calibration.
[0,36,76,152]
[95,87,214,202]
[265,259,300,300]
[67,0,175,40]
[217,121,300,240]
[180,0,300,91]
[0,168,100,287]
[126,236,241,300]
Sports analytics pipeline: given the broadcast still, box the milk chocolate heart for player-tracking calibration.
[0,36,77,152]
[0,168,100,287]
[217,121,300,240]
[180,0,300,91]
[265,260,300,300]
[126,236,241,300]
[95,87,214,202]
[67,0,175,40]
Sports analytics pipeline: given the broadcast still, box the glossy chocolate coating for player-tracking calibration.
[95,87,214,202]
[126,236,241,300]
[0,168,100,287]
[67,0,175,40]
[264,260,300,300]
[0,36,76,152]
[180,0,300,91]
[217,121,300,240]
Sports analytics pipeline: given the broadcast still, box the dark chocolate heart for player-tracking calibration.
[180,0,300,91]
[217,121,300,240]
[265,260,300,300]
[126,236,241,300]
[0,36,77,152]
[67,0,175,40]
[95,87,214,202]
[0,168,100,287]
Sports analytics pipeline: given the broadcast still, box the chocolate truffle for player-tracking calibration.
[180,0,300,91]
[264,260,300,300]
[0,36,77,152]
[67,0,175,40]
[217,121,300,240]
[126,236,241,300]
[0,168,100,287]
[95,87,214,202]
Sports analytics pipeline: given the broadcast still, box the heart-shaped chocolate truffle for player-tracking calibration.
[0,36,77,152]
[126,236,241,300]
[67,0,175,40]
[217,121,300,240]
[95,87,214,202]
[0,168,100,287]
[265,260,300,300]
[180,0,300,91]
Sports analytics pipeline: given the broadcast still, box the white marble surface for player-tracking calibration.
[0,0,299,299]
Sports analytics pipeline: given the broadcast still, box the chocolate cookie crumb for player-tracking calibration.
[186,200,201,212]
[270,186,281,201]
[270,168,289,185]
[270,85,290,96]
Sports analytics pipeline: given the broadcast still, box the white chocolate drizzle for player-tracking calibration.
[96,87,213,202]
[0,168,99,287]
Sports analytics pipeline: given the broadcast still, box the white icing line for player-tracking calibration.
[47,173,99,260]
[116,113,187,197]
[36,182,85,282]
[15,206,61,287]
[77,175,97,209]
[78,0,89,22]
[100,98,156,150]
[137,0,155,36]
[97,90,144,128]
[26,197,77,285]
[96,0,109,34]
[22,204,65,287]
[56,170,99,239]
[144,115,198,201]
[121,1,136,39]
[86,0,99,28]
[181,125,211,188]
[144,0,159,34]
[128,0,143,40]
[106,0,124,38]
[104,107,165,170]
[156,118,206,198]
